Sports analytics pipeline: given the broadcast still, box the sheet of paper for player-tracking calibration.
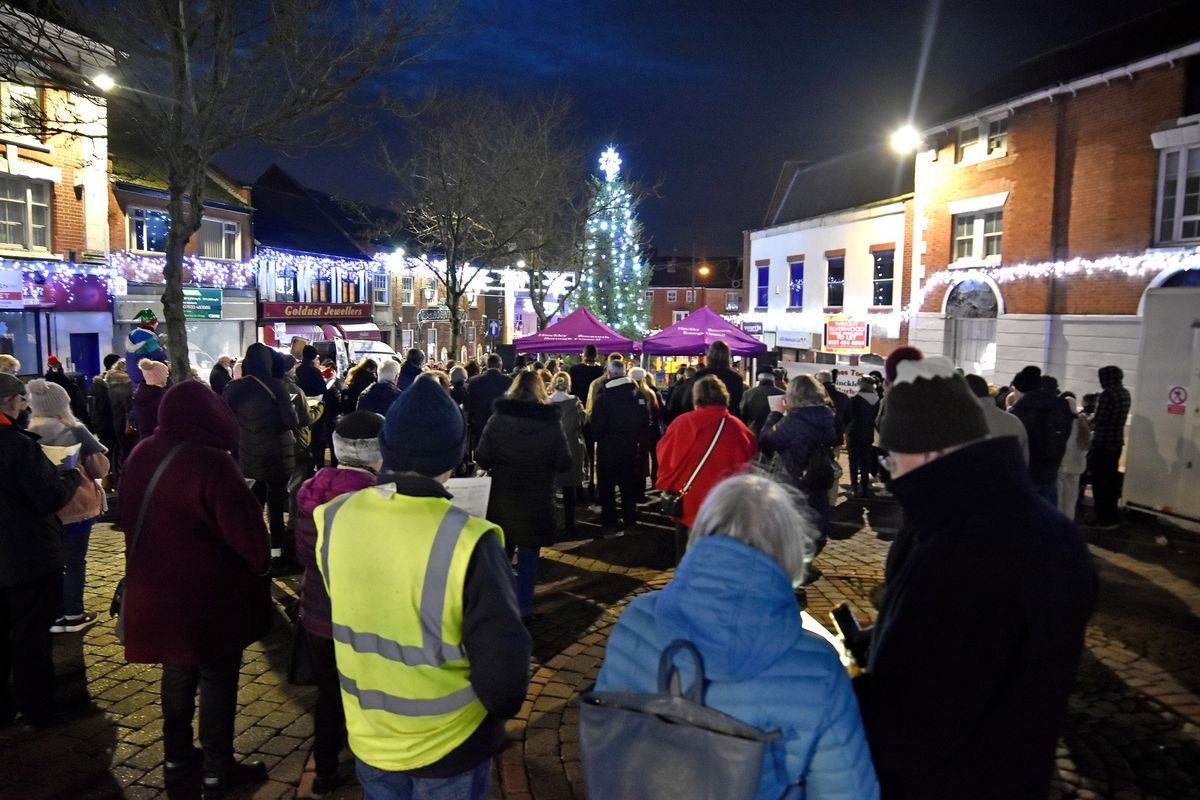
[446,476,493,519]
[41,442,81,471]
[768,394,786,413]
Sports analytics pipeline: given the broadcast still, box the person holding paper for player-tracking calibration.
[27,379,110,634]
[475,371,572,623]
[316,374,530,799]
[0,374,81,727]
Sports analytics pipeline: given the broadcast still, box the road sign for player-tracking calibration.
[487,319,501,337]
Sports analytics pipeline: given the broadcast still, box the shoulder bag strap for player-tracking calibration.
[681,417,726,495]
[127,442,187,562]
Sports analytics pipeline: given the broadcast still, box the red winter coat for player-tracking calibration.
[120,381,272,666]
[656,404,757,528]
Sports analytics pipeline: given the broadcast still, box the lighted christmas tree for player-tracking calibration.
[576,145,648,338]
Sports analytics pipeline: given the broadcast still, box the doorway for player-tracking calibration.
[943,279,999,377]
[69,332,100,386]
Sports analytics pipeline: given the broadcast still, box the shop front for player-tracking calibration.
[259,301,373,350]
[0,264,113,379]
[115,283,257,372]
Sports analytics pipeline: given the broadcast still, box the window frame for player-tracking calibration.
[1155,144,1200,244]
[311,277,331,303]
[951,209,1004,264]
[672,309,688,323]
[0,81,43,143]
[275,271,298,302]
[401,274,415,305]
[788,261,804,309]
[956,113,1010,164]
[0,175,50,252]
[372,271,389,305]
[196,217,240,261]
[666,289,677,303]
[341,277,361,304]
[756,265,770,309]
[725,291,739,312]
[872,249,896,307]
[685,289,695,303]
[128,206,171,255]
[986,117,1009,155]
[825,256,845,308]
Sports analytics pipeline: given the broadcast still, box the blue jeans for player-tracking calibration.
[356,757,490,800]
[62,520,94,617]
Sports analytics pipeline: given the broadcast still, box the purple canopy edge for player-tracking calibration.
[640,306,767,356]
[512,307,638,354]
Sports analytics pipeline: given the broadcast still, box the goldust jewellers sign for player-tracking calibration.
[260,302,371,321]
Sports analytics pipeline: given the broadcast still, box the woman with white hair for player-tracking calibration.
[596,474,879,799]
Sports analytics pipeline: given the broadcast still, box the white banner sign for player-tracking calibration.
[776,330,813,349]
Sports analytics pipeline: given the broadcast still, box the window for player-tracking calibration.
[672,310,688,323]
[275,272,298,301]
[401,275,415,305]
[956,126,980,163]
[725,291,739,311]
[826,257,845,307]
[872,250,895,306]
[311,278,331,303]
[685,289,695,303]
[1157,146,1200,243]
[342,279,360,303]
[1,82,42,139]
[645,290,654,304]
[666,290,677,302]
[756,265,770,308]
[788,262,804,308]
[198,218,240,260]
[373,272,389,305]
[0,176,49,251]
[130,207,170,253]
[952,210,1003,262]
[987,117,1008,155]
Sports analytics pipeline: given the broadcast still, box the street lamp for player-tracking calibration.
[697,264,711,278]
[422,285,435,302]
[92,73,115,92]
[890,125,922,154]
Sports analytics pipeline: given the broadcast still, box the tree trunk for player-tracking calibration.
[447,293,460,358]
[161,190,196,383]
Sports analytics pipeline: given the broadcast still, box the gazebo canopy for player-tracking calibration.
[641,306,766,356]
[512,307,637,354]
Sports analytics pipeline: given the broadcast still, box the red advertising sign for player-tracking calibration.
[260,302,371,321]
[823,318,870,354]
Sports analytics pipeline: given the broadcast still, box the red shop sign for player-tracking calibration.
[260,302,371,321]
[823,318,870,354]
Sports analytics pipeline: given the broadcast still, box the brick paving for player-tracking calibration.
[1,484,1199,799]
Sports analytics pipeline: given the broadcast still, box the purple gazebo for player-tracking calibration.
[512,307,638,354]
[640,306,766,356]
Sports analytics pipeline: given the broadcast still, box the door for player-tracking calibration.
[69,332,99,387]
[947,317,998,377]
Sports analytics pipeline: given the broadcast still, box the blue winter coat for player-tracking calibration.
[596,536,879,800]
[356,380,401,417]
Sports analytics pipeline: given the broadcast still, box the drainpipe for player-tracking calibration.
[1045,99,1070,371]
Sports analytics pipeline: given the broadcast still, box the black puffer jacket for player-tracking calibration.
[222,343,298,480]
[475,399,571,548]
[0,414,80,586]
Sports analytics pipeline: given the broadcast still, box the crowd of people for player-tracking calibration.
[0,323,1132,798]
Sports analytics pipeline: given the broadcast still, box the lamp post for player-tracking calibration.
[890,124,922,154]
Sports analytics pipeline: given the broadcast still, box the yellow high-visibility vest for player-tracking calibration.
[315,484,503,771]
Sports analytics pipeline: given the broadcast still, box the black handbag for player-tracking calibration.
[287,622,319,686]
[111,443,187,642]
[660,417,726,518]
[581,640,782,800]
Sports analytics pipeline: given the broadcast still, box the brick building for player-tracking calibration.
[906,5,1200,393]
[0,11,112,378]
[646,255,742,331]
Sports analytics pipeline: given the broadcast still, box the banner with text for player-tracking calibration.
[823,318,870,354]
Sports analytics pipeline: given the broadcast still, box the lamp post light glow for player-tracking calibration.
[890,125,921,154]
[92,73,116,92]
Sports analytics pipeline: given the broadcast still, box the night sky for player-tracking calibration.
[219,0,1184,258]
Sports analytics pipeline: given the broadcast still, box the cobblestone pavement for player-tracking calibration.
[1,483,1199,799]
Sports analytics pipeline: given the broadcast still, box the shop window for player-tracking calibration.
[130,207,170,253]
[198,218,240,260]
[756,265,770,308]
[872,249,895,306]
[311,278,331,303]
[1156,145,1200,243]
[788,262,804,308]
[0,176,49,251]
[342,279,360,303]
[826,257,844,307]
[373,272,389,305]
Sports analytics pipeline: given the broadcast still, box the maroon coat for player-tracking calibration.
[120,381,272,666]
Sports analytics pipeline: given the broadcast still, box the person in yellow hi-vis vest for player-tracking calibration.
[316,375,531,799]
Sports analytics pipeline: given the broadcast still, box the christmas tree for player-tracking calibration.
[577,145,648,338]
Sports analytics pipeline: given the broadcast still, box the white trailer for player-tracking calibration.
[1124,287,1200,524]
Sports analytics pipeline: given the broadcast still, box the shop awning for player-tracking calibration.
[262,323,327,348]
[336,322,383,341]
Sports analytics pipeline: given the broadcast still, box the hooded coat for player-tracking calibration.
[0,412,80,587]
[101,368,133,435]
[222,342,299,480]
[598,536,880,800]
[475,398,572,547]
[119,381,273,665]
[208,362,233,395]
[550,391,588,488]
[1091,366,1131,452]
[854,436,1094,800]
[845,390,880,447]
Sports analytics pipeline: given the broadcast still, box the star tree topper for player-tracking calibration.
[599,146,622,182]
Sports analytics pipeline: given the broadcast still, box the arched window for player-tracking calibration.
[944,278,1000,318]
[1161,268,1200,287]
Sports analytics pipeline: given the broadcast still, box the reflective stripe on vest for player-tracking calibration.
[321,497,469,669]
[338,672,478,717]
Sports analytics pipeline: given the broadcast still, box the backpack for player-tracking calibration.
[1031,398,1073,465]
